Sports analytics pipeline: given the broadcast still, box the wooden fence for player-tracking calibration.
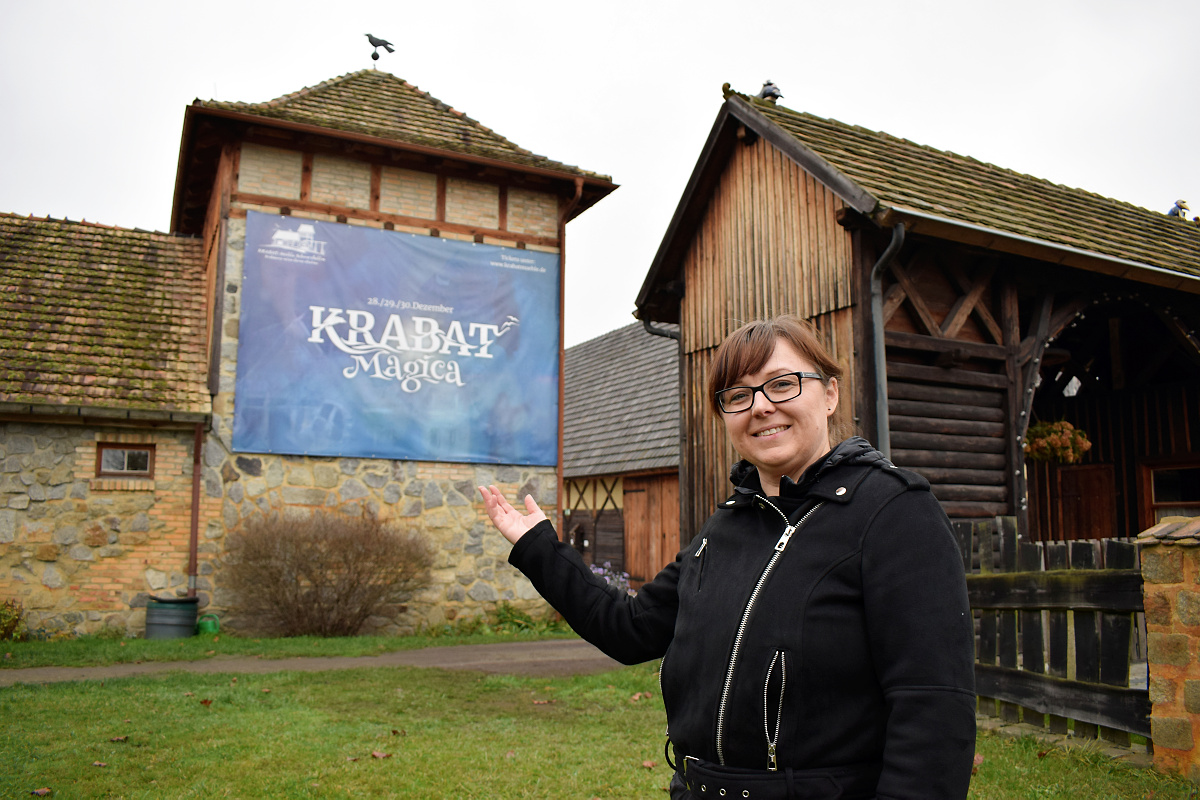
[954,517,1152,747]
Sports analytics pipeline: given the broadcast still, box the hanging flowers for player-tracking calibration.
[1023,420,1093,464]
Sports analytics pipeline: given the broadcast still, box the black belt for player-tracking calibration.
[682,756,881,800]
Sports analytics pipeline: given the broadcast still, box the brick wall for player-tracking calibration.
[1140,517,1200,783]
[380,167,437,218]
[445,177,499,229]
[508,187,559,238]
[238,144,302,200]
[0,423,217,635]
[311,153,372,209]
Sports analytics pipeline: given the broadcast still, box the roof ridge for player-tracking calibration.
[398,76,538,158]
[0,212,194,239]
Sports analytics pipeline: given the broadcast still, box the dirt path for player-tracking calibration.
[0,639,624,688]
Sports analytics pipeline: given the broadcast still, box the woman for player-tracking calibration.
[479,315,976,799]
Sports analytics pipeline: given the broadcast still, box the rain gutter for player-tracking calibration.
[869,223,905,458]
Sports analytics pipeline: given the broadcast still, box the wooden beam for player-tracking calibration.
[892,449,1007,470]
[947,262,1003,344]
[887,361,1009,389]
[968,570,1144,611]
[887,381,1004,407]
[889,260,943,337]
[881,283,906,324]
[941,262,996,339]
[889,398,1006,423]
[974,664,1150,736]
[890,431,1006,453]
[885,330,1008,361]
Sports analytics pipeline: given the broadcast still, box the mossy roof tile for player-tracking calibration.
[201,70,609,181]
[748,97,1200,279]
[0,214,209,413]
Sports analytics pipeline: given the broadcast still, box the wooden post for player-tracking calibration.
[1045,541,1071,735]
[1071,540,1102,740]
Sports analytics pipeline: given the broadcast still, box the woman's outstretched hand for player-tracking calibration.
[478,485,548,545]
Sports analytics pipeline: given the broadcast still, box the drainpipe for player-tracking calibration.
[187,422,203,598]
[556,178,584,536]
[870,223,905,459]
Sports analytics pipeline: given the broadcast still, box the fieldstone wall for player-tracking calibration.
[0,422,212,636]
[1139,516,1200,783]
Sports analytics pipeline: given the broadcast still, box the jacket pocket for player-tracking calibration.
[763,649,788,771]
[692,537,708,592]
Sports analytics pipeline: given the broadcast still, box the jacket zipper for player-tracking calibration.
[694,537,708,590]
[714,498,822,766]
[764,650,786,770]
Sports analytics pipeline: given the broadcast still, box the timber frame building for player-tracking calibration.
[637,87,1200,544]
[0,70,615,635]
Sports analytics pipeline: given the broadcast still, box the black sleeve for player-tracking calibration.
[861,488,977,799]
[508,520,680,665]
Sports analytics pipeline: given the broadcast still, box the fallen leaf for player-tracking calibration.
[30,790,51,797]
[199,699,213,707]
[183,692,194,697]
[371,751,391,759]
[630,691,653,703]
[262,689,271,694]
[346,757,359,762]
[230,678,238,685]
[532,699,555,705]
[642,760,657,769]
[505,750,516,759]
[212,636,220,642]
[391,729,406,737]
[971,752,984,775]
[92,762,107,768]
[109,736,128,743]
[206,650,215,656]
[3,652,10,659]
[1037,750,1049,759]
[118,642,125,647]
[123,719,130,723]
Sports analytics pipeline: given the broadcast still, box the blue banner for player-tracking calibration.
[232,211,560,465]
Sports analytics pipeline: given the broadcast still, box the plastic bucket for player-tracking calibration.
[196,614,220,635]
[145,596,199,639]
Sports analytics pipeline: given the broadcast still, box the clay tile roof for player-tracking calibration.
[0,214,209,414]
[564,322,679,478]
[200,69,609,181]
[747,96,1200,280]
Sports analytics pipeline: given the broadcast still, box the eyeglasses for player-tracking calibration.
[716,372,824,414]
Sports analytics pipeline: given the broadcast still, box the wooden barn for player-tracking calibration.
[562,322,679,584]
[636,85,1200,544]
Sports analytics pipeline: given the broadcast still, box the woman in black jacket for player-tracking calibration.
[479,315,976,799]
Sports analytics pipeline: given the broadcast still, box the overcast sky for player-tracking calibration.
[3,1,1197,347]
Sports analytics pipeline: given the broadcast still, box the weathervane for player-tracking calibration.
[365,33,395,67]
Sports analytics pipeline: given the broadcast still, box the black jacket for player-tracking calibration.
[508,437,976,799]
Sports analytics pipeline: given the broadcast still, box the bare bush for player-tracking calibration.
[224,511,435,637]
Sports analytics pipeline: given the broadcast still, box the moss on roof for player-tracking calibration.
[742,94,1200,280]
[0,214,209,413]
[200,70,610,181]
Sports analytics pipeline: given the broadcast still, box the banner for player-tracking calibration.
[232,211,560,465]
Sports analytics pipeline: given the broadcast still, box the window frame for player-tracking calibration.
[95,443,156,479]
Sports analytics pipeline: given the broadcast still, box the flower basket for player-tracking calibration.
[1023,420,1093,464]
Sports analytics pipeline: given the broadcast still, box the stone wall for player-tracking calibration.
[0,422,213,635]
[1139,516,1200,782]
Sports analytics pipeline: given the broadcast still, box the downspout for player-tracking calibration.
[869,222,905,459]
[556,178,585,536]
[187,422,203,598]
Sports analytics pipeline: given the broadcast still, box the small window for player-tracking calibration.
[96,444,155,478]
[1150,465,1200,523]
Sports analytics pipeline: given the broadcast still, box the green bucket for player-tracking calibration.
[144,596,199,639]
[197,614,220,635]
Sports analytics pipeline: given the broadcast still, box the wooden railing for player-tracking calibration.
[953,517,1151,746]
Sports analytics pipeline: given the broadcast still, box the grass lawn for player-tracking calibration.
[2,655,1197,798]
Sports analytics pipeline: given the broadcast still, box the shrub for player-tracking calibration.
[224,510,435,637]
[0,598,29,642]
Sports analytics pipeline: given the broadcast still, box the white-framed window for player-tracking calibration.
[96,443,155,478]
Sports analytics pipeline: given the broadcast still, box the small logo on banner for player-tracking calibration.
[258,223,328,264]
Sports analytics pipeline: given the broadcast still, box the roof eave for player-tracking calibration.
[882,205,1200,295]
[188,105,617,211]
[635,96,878,323]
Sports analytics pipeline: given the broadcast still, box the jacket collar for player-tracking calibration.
[724,437,890,508]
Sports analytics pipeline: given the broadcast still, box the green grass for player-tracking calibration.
[2,657,1197,798]
[2,628,576,670]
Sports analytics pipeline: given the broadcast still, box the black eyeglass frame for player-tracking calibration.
[715,371,825,414]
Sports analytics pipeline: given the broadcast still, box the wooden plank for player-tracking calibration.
[908,466,1007,486]
[974,665,1151,736]
[889,398,1006,423]
[885,330,1008,361]
[1044,541,1070,745]
[888,258,943,337]
[946,261,1004,344]
[941,501,1011,517]
[941,262,997,340]
[889,415,1006,437]
[886,361,1009,389]
[966,570,1144,611]
[1018,542,1046,727]
[1071,540,1101,739]
[932,484,1009,502]
[893,449,1007,470]
[951,520,974,572]
[887,381,1004,407]
[891,431,1006,453]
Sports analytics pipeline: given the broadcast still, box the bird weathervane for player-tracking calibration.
[366,33,394,66]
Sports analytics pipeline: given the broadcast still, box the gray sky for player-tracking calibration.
[2,1,1197,347]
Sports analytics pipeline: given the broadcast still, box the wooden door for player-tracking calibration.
[1058,464,1117,540]
[623,474,681,586]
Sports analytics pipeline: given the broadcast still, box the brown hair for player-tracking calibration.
[706,315,843,417]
